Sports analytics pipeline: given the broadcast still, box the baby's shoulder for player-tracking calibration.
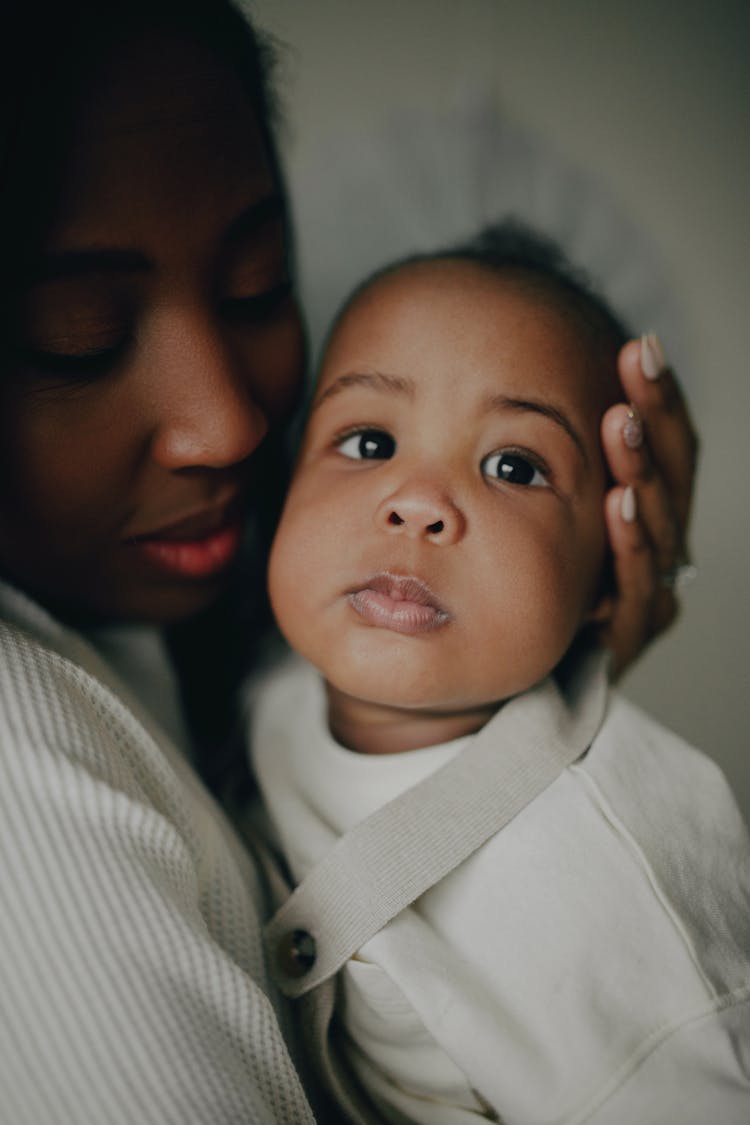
[585,691,743,831]
[571,692,750,986]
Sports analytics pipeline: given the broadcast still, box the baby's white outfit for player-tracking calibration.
[252,654,750,1125]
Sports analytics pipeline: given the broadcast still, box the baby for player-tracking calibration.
[252,226,750,1124]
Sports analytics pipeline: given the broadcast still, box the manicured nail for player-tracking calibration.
[641,332,666,380]
[621,485,637,523]
[622,404,643,450]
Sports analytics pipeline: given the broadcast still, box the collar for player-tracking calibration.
[265,646,610,997]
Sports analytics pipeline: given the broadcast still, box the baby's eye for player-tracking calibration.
[481,451,549,488]
[336,429,396,460]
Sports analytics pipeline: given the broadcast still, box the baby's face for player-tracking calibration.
[270,260,613,715]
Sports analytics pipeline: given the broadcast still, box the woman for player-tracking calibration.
[0,0,698,1121]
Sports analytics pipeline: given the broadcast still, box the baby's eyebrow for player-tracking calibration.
[312,370,415,410]
[484,393,589,466]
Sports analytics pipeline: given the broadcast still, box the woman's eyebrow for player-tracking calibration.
[28,195,285,284]
[312,370,415,410]
[485,393,588,465]
[223,193,285,245]
[28,248,151,283]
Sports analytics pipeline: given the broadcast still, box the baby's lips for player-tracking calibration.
[355,570,448,613]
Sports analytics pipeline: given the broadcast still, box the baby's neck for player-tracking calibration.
[325,682,500,755]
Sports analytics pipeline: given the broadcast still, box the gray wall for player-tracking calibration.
[250,0,750,818]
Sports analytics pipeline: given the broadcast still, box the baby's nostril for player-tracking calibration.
[389,511,404,526]
[427,520,444,534]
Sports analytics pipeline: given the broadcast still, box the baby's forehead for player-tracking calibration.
[328,257,595,349]
[347,256,510,312]
[319,257,621,411]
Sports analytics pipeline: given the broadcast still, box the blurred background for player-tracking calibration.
[249,0,750,819]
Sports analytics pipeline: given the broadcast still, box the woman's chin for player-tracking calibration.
[108,578,227,626]
[26,574,227,629]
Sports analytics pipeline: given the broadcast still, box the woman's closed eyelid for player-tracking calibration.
[16,286,137,368]
[19,336,132,380]
[219,279,293,322]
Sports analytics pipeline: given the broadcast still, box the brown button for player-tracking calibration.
[277,929,317,978]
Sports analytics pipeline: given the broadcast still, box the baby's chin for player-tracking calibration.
[319,657,513,717]
[277,601,576,721]
[323,672,504,756]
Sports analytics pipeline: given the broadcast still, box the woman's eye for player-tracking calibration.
[336,429,396,460]
[221,280,293,324]
[19,339,130,379]
[481,451,549,487]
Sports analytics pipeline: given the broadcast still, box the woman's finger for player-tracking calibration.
[601,402,684,575]
[601,486,678,678]
[616,336,699,527]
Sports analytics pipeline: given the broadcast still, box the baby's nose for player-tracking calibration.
[374,486,465,544]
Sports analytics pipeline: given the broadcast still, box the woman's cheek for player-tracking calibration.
[20,403,125,523]
[242,310,306,424]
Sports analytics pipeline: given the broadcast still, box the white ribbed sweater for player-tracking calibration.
[0,580,316,1125]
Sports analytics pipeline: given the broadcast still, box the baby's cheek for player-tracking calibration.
[267,500,333,660]
[267,519,307,642]
[486,548,585,689]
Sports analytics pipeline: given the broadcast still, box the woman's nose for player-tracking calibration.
[149,320,269,471]
[374,480,466,545]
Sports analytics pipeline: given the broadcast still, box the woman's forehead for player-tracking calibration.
[41,34,272,248]
[67,31,259,142]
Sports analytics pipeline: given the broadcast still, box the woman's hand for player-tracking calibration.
[600,334,699,678]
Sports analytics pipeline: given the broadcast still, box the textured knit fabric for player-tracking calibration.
[83,623,192,757]
[0,580,316,1125]
[252,655,750,1125]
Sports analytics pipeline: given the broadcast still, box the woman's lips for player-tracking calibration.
[347,572,451,635]
[127,503,245,580]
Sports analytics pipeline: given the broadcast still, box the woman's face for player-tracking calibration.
[0,33,305,623]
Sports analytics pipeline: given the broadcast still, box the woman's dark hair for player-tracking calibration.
[1,0,290,312]
[1,0,294,806]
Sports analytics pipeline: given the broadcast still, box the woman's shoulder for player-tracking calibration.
[0,597,313,1124]
[0,581,272,963]
[0,584,228,849]
[0,603,115,751]
[0,594,178,797]
[0,578,124,719]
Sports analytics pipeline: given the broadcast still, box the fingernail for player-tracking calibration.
[621,485,637,523]
[622,404,643,450]
[641,332,666,380]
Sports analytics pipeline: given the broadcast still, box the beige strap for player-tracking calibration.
[265,650,608,997]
